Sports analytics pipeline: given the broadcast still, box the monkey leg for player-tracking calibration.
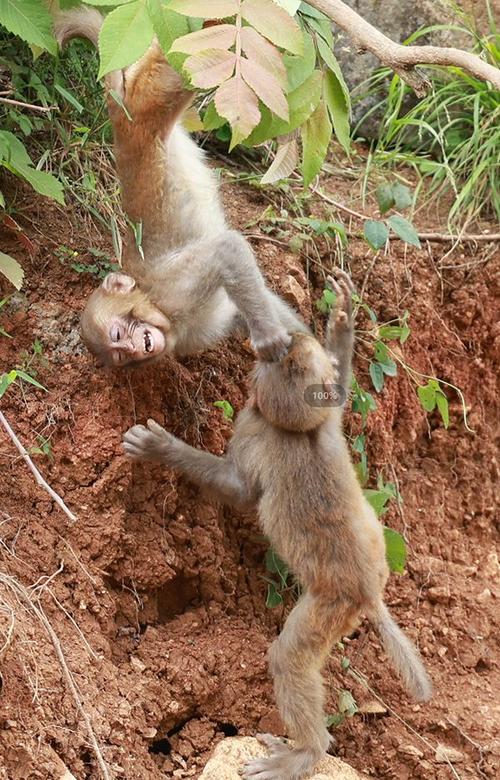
[243,591,359,780]
[123,420,252,506]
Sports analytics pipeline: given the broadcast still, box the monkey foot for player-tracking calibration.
[241,733,320,780]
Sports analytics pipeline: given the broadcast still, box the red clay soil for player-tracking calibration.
[0,161,498,780]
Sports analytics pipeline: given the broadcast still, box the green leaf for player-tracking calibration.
[315,287,335,314]
[392,182,413,210]
[98,1,154,79]
[0,190,5,208]
[54,83,84,113]
[0,369,17,399]
[351,378,377,424]
[169,0,238,16]
[364,488,391,517]
[316,36,350,153]
[338,689,358,717]
[387,215,421,249]
[417,383,436,412]
[380,358,397,376]
[9,163,64,204]
[383,527,407,574]
[301,98,332,187]
[376,183,394,215]
[147,0,190,54]
[378,324,411,343]
[283,30,315,92]
[436,392,449,428]
[203,101,227,130]
[244,69,322,145]
[0,0,57,54]
[326,712,345,728]
[266,581,283,608]
[213,399,234,420]
[0,252,24,289]
[275,0,301,13]
[363,220,388,251]
[241,0,303,55]
[369,362,384,393]
[16,369,47,391]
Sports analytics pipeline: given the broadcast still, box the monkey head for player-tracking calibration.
[80,272,172,367]
[251,333,337,432]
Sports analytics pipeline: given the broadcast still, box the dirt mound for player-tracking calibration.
[0,167,498,780]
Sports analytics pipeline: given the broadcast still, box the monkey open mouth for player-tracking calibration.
[144,331,153,353]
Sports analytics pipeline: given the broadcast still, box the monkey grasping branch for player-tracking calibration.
[308,0,500,95]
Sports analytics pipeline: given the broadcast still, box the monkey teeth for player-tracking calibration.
[144,332,153,353]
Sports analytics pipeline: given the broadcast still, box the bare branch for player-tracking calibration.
[308,0,500,94]
[0,96,58,113]
[0,412,78,523]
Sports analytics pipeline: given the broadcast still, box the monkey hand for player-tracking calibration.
[123,419,179,463]
[251,327,292,362]
[326,269,355,332]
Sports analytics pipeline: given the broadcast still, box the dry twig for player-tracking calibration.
[0,412,78,523]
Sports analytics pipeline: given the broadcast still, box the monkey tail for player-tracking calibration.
[369,601,432,702]
[53,6,124,94]
[53,6,103,48]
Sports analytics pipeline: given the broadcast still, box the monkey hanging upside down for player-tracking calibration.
[123,270,432,780]
[55,8,305,368]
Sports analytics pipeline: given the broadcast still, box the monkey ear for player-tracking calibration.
[102,272,136,295]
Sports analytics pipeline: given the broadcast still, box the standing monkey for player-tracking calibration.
[123,270,432,780]
[55,8,305,367]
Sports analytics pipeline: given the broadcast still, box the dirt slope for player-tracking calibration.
[0,163,498,780]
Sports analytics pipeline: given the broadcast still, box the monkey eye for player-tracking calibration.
[110,324,122,342]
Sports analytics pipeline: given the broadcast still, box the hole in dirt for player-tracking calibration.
[217,722,238,737]
[156,573,198,623]
[148,737,172,756]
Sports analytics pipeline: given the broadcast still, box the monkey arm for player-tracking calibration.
[325,271,355,397]
[157,231,307,361]
[123,420,252,507]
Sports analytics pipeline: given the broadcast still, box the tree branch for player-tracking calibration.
[308,0,500,94]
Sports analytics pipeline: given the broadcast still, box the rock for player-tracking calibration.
[397,744,424,759]
[335,1,471,137]
[435,744,465,763]
[427,585,451,604]
[199,737,361,779]
[282,274,309,310]
[358,700,388,715]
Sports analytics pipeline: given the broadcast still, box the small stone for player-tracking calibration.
[281,275,308,309]
[358,700,388,715]
[427,586,451,604]
[398,744,424,759]
[438,645,448,657]
[130,655,146,673]
[435,744,465,763]
[142,727,157,739]
[477,588,492,603]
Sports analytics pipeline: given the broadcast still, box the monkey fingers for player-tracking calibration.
[123,419,176,462]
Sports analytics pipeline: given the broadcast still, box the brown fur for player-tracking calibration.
[123,271,432,780]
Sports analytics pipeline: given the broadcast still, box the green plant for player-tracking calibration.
[262,547,294,608]
[359,5,500,227]
[213,399,234,420]
[57,245,120,279]
[28,434,53,461]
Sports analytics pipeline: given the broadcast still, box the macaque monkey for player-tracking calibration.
[55,8,305,367]
[123,270,432,780]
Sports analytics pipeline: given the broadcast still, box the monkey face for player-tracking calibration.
[252,333,335,432]
[80,272,172,367]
